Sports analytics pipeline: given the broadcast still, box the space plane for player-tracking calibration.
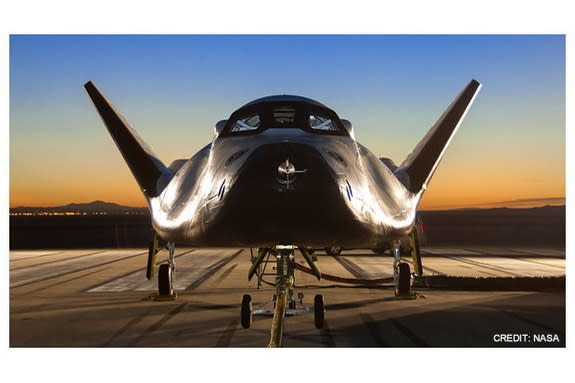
[84,79,481,347]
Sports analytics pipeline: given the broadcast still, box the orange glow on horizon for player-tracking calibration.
[10,182,565,211]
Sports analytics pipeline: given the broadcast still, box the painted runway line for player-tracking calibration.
[88,249,241,292]
[9,250,62,260]
[10,250,107,271]
[10,249,147,288]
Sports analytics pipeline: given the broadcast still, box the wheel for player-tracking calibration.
[241,294,253,328]
[314,294,325,329]
[397,262,411,295]
[325,247,342,256]
[158,264,173,295]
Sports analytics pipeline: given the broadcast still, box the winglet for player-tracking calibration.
[397,79,481,194]
[84,81,172,198]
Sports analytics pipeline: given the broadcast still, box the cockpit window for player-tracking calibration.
[272,107,296,126]
[230,114,260,132]
[309,114,338,131]
[221,102,347,137]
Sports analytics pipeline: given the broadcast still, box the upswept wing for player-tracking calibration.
[84,81,172,199]
[397,79,481,194]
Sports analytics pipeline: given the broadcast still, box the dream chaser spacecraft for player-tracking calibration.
[84,79,481,346]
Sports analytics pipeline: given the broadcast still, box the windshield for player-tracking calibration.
[309,114,338,131]
[222,102,346,137]
[230,114,260,132]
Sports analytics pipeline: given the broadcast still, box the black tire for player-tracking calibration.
[314,294,325,329]
[325,247,342,256]
[397,262,411,295]
[158,264,173,295]
[241,294,253,329]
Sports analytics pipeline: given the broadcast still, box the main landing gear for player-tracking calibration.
[393,226,424,298]
[242,245,325,347]
[392,240,415,298]
[147,232,177,300]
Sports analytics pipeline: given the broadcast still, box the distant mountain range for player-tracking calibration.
[10,200,148,214]
[420,205,565,216]
[424,197,565,211]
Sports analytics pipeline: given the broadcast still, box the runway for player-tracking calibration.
[10,246,565,347]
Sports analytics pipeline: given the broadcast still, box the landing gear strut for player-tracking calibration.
[267,246,295,347]
[408,226,423,277]
[242,245,323,347]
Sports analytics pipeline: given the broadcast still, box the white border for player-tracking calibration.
[1,1,572,383]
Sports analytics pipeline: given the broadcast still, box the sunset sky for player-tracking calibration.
[9,35,565,210]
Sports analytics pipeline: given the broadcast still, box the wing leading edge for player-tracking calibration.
[84,81,172,199]
[396,79,482,194]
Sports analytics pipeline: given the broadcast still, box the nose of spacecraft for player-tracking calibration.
[212,141,360,246]
[235,142,332,191]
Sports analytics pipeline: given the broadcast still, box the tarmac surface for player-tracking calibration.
[10,246,565,347]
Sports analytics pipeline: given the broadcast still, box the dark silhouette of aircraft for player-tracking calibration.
[84,79,481,346]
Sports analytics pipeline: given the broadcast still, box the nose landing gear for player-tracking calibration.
[242,245,324,347]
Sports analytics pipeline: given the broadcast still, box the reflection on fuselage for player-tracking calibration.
[151,99,418,248]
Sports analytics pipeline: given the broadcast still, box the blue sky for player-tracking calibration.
[10,35,565,208]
